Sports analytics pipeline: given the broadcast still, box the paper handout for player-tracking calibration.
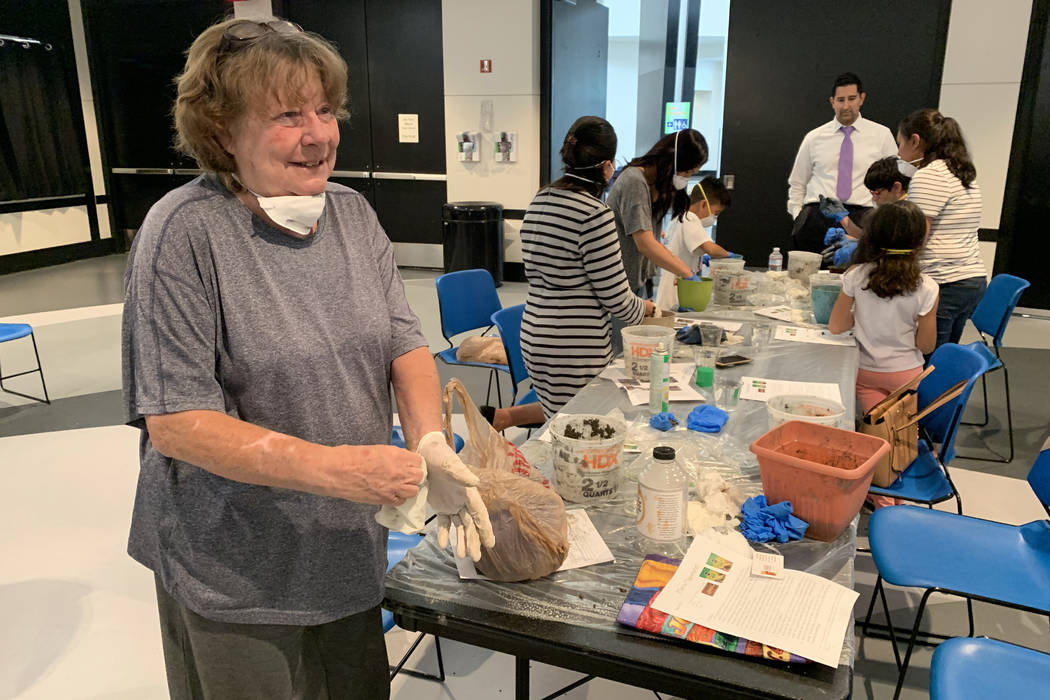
[774,325,856,346]
[738,377,842,404]
[651,530,858,667]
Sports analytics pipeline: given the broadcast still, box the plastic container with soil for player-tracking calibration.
[787,250,821,283]
[677,277,714,311]
[709,257,746,305]
[550,414,627,503]
[766,394,846,430]
[620,325,676,381]
[810,273,843,324]
[749,421,890,541]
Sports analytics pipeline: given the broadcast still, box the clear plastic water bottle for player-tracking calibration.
[768,246,783,271]
[648,342,670,414]
[636,446,688,552]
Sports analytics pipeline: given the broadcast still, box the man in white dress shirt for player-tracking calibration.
[787,72,897,254]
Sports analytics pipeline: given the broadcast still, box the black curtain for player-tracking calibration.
[0,40,89,201]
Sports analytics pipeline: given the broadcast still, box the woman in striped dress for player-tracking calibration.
[520,116,656,418]
[896,108,985,348]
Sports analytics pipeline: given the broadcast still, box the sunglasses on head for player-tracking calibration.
[218,19,302,56]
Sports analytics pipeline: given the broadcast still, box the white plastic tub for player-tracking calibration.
[766,394,846,430]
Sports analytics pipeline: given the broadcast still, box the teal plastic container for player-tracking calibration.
[810,273,843,325]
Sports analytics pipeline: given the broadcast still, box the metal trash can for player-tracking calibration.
[441,201,504,286]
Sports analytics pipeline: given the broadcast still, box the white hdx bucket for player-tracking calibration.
[709,257,746,305]
[787,251,822,283]
[766,394,846,429]
[620,325,676,381]
[550,413,627,503]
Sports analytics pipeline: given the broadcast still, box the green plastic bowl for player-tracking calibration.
[677,277,714,311]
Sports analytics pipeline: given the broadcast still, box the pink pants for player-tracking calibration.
[856,366,923,509]
[856,366,924,413]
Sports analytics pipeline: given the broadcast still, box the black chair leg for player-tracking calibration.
[0,332,51,405]
[878,578,903,671]
[966,598,975,638]
[961,372,990,427]
[1002,362,1015,463]
[958,359,1014,463]
[861,575,882,636]
[892,589,933,700]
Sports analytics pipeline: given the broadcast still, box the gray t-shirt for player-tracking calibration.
[122,175,427,625]
[605,166,661,291]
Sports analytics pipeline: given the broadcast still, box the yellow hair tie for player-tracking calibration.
[882,248,916,255]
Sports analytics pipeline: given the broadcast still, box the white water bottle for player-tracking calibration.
[648,342,670,414]
[636,446,687,545]
[768,247,783,271]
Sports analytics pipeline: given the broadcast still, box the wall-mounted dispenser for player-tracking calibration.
[494,131,517,162]
[457,131,481,162]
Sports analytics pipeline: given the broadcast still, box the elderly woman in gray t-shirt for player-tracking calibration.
[606,129,709,296]
[121,18,492,699]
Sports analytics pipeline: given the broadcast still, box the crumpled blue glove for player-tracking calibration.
[676,324,701,344]
[819,194,849,223]
[832,240,858,267]
[676,306,694,313]
[687,404,729,433]
[649,412,678,431]
[701,254,711,268]
[676,324,727,345]
[739,495,809,543]
[685,274,701,282]
[823,227,847,247]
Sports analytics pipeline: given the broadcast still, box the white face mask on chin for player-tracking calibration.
[248,188,327,237]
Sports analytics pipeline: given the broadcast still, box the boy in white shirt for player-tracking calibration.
[654,177,733,311]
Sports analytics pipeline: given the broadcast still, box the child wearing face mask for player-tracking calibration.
[654,178,733,311]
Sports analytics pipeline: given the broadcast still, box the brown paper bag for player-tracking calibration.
[442,379,569,581]
[859,366,966,487]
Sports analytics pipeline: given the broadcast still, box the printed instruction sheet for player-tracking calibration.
[738,377,842,403]
[651,530,858,667]
[600,362,705,406]
[774,325,856,346]
[454,509,613,579]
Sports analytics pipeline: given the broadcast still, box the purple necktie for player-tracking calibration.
[836,126,855,202]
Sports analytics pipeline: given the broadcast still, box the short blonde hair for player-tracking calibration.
[173,18,349,192]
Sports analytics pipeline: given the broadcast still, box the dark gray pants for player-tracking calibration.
[155,577,390,700]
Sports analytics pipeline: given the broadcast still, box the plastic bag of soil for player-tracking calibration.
[442,378,569,581]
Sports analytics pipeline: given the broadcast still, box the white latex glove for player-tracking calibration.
[416,431,496,561]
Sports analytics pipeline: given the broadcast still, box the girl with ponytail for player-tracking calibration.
[896,108,985,347]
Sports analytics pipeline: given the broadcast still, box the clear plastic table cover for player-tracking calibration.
[386,307,861,668]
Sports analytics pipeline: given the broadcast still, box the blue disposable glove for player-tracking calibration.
[676,324,702,344]
[739,495,809,543]
[823,227,847,247]
[819,195,849,223]
[649,412,678,432]
[686,404,729,433]
[728,252,743,259]
[685,274,701,282]
[700,254,711,268]
[832,240,858,268]
[676,306,695,313]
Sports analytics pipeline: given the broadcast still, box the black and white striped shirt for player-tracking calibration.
[520,186,645,417]
[908,159,985,283]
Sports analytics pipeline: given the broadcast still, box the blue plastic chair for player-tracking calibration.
[959,273,1030,463]
[490,304,543,432]
[861,442,1050,700]
[867,343,986,513]
[434,269,510,407]
[0,323,50,404]
[931,637,1050,700]
[383,532,445,682]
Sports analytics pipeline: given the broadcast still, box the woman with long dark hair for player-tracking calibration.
[606,129,709,296]
[896,108,984,347]
[519,116,656,418]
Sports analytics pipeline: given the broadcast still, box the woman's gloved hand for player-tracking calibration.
[819,195,849,223]
[417,431,495,561]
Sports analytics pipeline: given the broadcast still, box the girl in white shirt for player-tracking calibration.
[828,200,939,413]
